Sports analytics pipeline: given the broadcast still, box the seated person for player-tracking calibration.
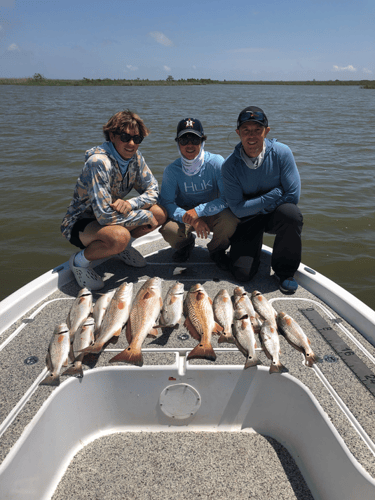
[222,106,303,293]
[158,118,238,269]
[61,109,167,290]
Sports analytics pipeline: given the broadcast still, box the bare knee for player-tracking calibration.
[101,225,131,253]
[150,204,168,226]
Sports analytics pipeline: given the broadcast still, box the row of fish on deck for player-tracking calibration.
[40,277,318,386]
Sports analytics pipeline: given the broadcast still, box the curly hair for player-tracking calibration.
[103,110,150,141]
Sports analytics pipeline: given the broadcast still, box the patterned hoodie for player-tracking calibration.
[61,143,159,241]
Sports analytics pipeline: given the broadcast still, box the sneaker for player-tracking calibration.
[69,253,104,290]
[277,275,298,294]
[172,238,195,263]
[210,250,230,271]
[117,246,146,268]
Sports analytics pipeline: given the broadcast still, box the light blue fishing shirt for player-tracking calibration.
[158,151,228,223]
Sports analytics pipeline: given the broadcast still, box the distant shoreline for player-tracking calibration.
[1,75,374,89]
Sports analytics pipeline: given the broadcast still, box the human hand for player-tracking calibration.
[191,218,210,239]
[182,208,199,225]
[110,199,132,216]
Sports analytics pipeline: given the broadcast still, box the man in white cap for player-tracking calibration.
[222,106,303,293]
[158,117,238,268]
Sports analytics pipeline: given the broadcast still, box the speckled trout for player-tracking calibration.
[213,289,235,344]
[277,312,318,367]
[40,323,70,386]
[233,308,261,369]
[63,317,95,377]
[66,288,93,342]
[260,319,287,374]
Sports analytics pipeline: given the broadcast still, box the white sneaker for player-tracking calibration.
[117,246,146,268]
[69,253,104,290]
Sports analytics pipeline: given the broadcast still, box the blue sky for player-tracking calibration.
[1,0,374,80]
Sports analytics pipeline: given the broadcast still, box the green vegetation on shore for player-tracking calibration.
[1,73,374,88]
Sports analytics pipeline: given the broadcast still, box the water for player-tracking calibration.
[0,84,374,310]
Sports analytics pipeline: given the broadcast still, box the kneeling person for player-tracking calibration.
[61,109,167,290]
[159,118,238,269]
[222,106,303,293]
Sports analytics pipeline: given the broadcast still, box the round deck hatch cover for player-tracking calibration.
[159,383,201,419]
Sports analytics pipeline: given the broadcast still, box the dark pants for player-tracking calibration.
[229,203,303,281]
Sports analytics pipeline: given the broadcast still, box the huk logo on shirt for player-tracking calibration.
[184,179,213,193]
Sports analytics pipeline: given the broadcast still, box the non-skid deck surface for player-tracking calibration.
[1,236,375,499]
[52,433,314,500]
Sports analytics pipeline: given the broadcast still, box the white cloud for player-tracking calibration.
[7,43,20,51]
[149,31,173,47]
[363,67,372,74]
[333,64,356,72]
[163,65,171,72]
[126,64,138,71]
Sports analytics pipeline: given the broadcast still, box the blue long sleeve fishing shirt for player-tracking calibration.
[222,139,301,219]
[158,151,228,223]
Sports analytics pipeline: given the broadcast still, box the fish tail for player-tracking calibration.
[79,343,103,355]
[218,333,235,344]
[269,360,288,374]
[109,346,143,367]
[62,363,83,377]
[40,373,60,386]
[187,342,216,362]
[244,355,262,369]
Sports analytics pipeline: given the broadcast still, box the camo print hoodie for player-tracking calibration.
[61,142,159,241]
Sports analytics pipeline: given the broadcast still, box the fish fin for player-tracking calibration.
[147,328,159,338]
[187,342,216,362]
[68,345,75,363]
[184,317,201,341]
[307,337,311,345]
[208,297,213,305]
[160,297,163,309]
[109,346,143,367]
[45,351,53,372]
[269,361,288,374]
[62,363,83,377]
[244,356,262,369]
[126,320,133,344]
[40,373,60,386]
[213,322,223,334]
[63,357,69,367]
[113,327,122,337]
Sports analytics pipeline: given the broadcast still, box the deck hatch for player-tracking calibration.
[300,307,375,397]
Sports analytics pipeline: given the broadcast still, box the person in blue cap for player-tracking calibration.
[158,118,239,268]
[222,106,303,293]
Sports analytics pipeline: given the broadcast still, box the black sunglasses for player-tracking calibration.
[177,134,202,146]
[118,132,144,145]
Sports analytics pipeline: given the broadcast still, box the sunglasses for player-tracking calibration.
[178,134,202,146]
[118,132,144,145]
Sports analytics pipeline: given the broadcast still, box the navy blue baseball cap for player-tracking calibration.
[175,118,204,139]
[237,106,268,129]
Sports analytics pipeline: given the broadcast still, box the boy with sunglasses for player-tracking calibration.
[222,106,303,293]
[158,118,239,268]
[61,109,166,290]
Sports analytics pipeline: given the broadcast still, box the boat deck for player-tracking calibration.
[1,234,375,499]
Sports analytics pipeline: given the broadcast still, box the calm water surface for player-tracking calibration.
[0,84,374,310]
